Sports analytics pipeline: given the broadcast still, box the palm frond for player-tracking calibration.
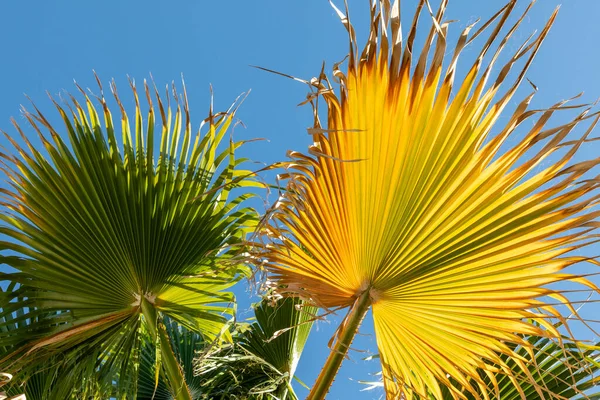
[0,373,25,400]
[137,317,205,400]
[468,334,600,400]
[0,77,259,398]
[243,296,316,379]
[194,296,317,399]
[0,283,112,399]
[365,327,600,399]
[257,1,600,398]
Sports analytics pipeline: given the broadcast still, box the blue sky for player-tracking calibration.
[1,1,599,398]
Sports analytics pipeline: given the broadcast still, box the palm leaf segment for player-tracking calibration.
[259,1,600,399]
[363,327,600,399]
[1,283,114,399]
[448,330,600,400]
[469,333,600,400]
[137,317,205,400]
[0,373,25,400]
[0,78,259,398]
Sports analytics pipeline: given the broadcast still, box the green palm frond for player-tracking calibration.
[433,332,600,400]
[194,297,317,399]
[0,77,260,399]
[0,283,112,399]
[2,354,112,400]
[0,373,25,400]
[243,296,316,379]
[137,317,205,400]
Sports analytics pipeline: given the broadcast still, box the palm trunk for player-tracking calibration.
[307,290,371,400]
[140,298,192,400]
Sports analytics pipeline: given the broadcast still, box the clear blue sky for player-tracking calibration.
[1,1,599,398]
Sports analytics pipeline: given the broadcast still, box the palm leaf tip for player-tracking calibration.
[0,76,260,397]
[257,1,600,398]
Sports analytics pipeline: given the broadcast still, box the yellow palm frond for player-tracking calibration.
[258,1,600,399]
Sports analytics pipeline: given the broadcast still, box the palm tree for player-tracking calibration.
[257,1,600,399]
[0,77,260,399]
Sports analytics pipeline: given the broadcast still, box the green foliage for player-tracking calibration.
[137,318,205,400]
[0,283,114,399]
[194,297,317,399]
[0,78,259,398]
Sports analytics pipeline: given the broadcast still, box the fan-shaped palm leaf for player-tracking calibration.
[194,296,316,399]
[258,1,600,399]
[0,77,259,399]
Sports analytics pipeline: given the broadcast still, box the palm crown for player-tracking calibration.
[0,78,259,399]
[258,1,600,398]
[0,2,599,399]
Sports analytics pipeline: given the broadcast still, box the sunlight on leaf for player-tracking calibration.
[257,1,600,398]
[0,77,259,398]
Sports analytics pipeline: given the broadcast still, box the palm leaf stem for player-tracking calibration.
[140,297,192,400]
[307,290,371,400]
